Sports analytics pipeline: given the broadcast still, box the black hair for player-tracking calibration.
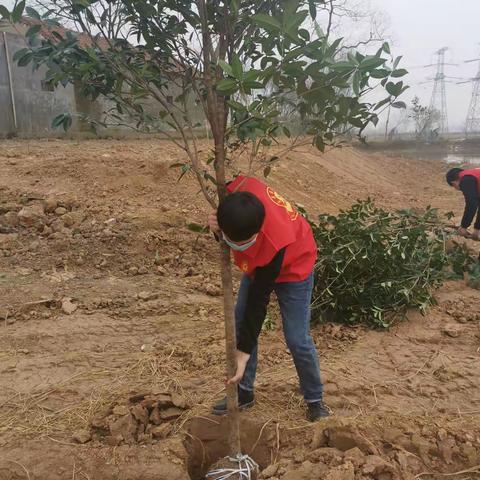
[446,168,463,186]
[217,192,265,242]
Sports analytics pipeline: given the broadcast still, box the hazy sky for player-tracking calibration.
[372,0,480,131]
[3,0,480,131]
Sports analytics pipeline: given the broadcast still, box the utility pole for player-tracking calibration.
[428,47,449,135]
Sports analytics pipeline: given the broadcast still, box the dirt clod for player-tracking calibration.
[2,211,19,227]
[92,392,187,446]
[362,455,395,477]
[61,297,78,315]
[324,461,355,480]
[138,291,159,301]
[343,447,365,467]
[55,206,68,216]
[151,423,172,439]
[260,463,279,478]
[131,404,149,424]
[108,414,138,444]
[113,405,129,416]
[149,407,162,425]
[43,197,58,213]
[18,204,46,229]
[442,325,461,338]
[72,430,92,444]
[171,392,187,409]
[326,426,372,453]
[160,407,184,420]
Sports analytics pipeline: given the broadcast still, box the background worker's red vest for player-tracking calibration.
[459,168,480,193]
[226,176,317,283]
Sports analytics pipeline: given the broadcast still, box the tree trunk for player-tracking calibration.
[198,0,241,450]
[215,142,242,456]
[218,241,242,455]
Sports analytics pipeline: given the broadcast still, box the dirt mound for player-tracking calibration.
[90,391,190,446]
[2,139,480,480]
[261,417,480,480]
[186,415,480,480]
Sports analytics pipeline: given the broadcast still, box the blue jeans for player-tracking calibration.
[236,272,323,403]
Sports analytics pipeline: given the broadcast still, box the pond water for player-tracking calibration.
[444,154,480,166]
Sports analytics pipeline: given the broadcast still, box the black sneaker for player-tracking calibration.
[306,400,330,422]
[212,386,255,415]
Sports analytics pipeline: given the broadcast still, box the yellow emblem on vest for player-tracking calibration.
[241,261,249,272]
[266,187,298,221]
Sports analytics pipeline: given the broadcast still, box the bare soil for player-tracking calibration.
[1,138,480,480]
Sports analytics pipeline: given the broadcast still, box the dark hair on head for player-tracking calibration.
[217,192,265,242]
[446,168,464,186]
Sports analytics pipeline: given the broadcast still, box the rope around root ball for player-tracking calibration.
[205,454,259,480]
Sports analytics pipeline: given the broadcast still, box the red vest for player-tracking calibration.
[226,176,317,283]
[459,168,480,193]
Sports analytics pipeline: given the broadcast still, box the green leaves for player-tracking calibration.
[52,113,72,131]
[308,0,317,19]
[26,24,42,38]
[17,51,33,66]
[25,6,41,20]
[13,47,29,62]
[359,56,386,70]
[310,200,455,328]
[374,97,392,111]
[186,222,208,233]
[217,61,262,97]
[330,60,356,72]
[218,60,233,77]
[386,81,404,97]
[9,0,408,166]
[284,9,309,40]
[369,69,391,79]
[251,13,282,32]
[391,68,408,78]
[352,70,361,95]
[169,162,191,182]
[218,54,243,80]
[314,135,325,152]
[0,5,10,19]
[227,100,246,111]
[231,54,243,79]
[12,0,26,22]
[252,5,309,43]
[216,79,238,95]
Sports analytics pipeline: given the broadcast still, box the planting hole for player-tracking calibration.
[184,416,274,480]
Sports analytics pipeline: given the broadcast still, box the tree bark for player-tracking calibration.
[215,142,242,456]
[197,0,241,455]
[218,240,242,455]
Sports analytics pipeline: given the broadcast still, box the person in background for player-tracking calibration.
[446,167,480,240]
[208,175,329,422]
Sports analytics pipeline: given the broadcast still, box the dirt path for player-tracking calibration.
[1,139,479,480]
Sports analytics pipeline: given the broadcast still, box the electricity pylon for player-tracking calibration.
[428,47,450,135]
[461,49,480,136]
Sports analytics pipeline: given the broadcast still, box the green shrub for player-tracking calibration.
[310,199,457,328]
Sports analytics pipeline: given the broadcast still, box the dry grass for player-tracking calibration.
[0,343,227,440]
[0,333,318,447]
